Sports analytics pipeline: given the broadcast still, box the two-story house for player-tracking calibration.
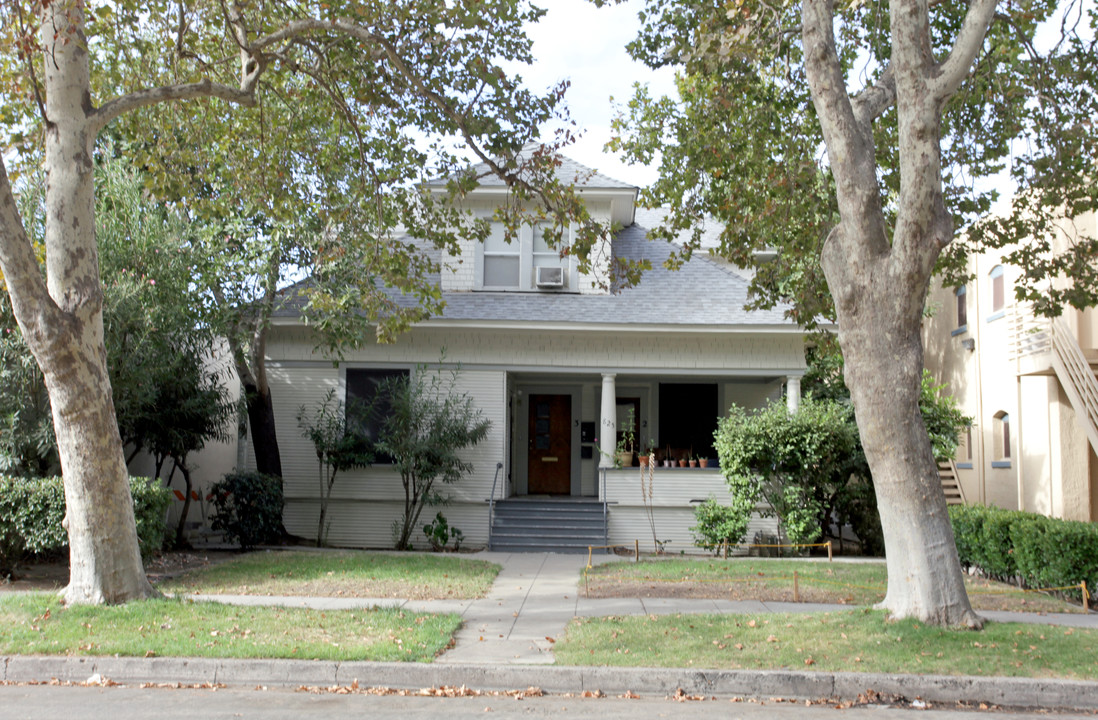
[231,152,808,551]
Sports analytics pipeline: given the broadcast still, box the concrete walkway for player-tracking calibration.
[184,551,1098,665]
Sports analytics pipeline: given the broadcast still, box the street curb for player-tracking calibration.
[4,656,1098,710]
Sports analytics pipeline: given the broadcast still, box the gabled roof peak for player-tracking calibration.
[433,143,639,191]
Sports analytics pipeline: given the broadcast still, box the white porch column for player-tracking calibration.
[599,373,617,469]
[786,375,802,413]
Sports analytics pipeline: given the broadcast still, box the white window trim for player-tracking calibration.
[474,219,580,292]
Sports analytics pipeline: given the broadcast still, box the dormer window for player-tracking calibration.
[483,224,521,288]
[477,221,577,292]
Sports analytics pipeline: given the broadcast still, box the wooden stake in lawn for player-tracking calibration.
[827,540,833,562]
[794,570,800,603]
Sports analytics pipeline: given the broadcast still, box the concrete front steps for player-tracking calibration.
[488,498,607,553]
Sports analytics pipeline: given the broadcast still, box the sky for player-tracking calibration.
[515,0,678,188]
[516,0,1095,210]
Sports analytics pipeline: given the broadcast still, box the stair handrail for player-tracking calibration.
[486,461,504,550]
[1048,317,1098,457]
[600,466,609,550]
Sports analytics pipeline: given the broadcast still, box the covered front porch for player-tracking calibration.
[505,369,803,500]
[488,369,798,552]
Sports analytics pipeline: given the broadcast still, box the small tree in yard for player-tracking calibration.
[378,369,491,551]
[716,382,970,555]
[297,390,373,547]
[716,399,864,551]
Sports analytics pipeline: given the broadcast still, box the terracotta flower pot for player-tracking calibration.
[699,458,709,468]
[689,459,697,468]
[639,455,650,467]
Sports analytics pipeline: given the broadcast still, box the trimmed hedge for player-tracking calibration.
[0,475,172,576]
[949,503,1098,605]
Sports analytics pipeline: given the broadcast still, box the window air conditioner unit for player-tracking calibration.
[535,266,564,288]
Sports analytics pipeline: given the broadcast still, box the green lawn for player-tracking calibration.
[0,593,459,662]
[556,610,1098,679]
[161,551,499,600]
[585,558,1083,613]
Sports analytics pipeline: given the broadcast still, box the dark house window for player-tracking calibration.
[346,368,409,462]
[955,285,967,328]
[658,383,718,460]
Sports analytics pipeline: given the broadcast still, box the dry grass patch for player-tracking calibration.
[584,558,1082,613]
[160,550,499,600]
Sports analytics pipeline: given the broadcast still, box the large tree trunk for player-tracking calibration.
[803,0,996,626]
[6,2,157,604]
[832,269,982,627]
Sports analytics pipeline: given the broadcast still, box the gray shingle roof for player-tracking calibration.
[276,218,795,329]
[469,154,638,190]
[429,144,638,191]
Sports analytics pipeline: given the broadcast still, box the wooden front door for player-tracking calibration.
[527,394,572,494]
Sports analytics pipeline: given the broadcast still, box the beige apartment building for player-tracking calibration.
[923,212,1098,521]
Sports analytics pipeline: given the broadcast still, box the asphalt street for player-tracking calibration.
[2,685,1096,720]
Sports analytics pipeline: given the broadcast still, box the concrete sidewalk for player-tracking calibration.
[180,551,1098,666]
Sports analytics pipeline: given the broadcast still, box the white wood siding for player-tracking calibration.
[267,366,506,548]
[267,326,805,374]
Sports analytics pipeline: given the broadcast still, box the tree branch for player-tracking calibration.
[0,160,66,343]
[802,0,885,245]
[851,67,896,127]
[930,0,998,102]
[90,80,258,135]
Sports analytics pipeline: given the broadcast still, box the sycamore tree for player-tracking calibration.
[609,0,1097,626]
[0,0,603,605]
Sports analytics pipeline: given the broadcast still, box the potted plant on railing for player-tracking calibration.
[615,408,636,468]
[663,445,675,467]
[639,438,656,467]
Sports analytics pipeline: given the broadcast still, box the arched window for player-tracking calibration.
[989,265,1005,313]
[992,411,1010,461]
[955,285,967,328]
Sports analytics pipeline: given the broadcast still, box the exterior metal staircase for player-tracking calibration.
[1010,306,1098,457]
[488,498,607,553]
[937,459,966,505]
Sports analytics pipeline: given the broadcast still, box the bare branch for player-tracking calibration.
[89,80,257,135]
[930,0,998,102]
